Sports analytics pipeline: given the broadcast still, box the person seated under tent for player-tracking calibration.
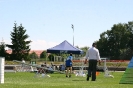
[35,64,51,77]
[55,65,59,70]
[47,67,54,73]
[59,64,65,71]
[51,62,55,70]
[36,63,46,74]
[44,62,47,68]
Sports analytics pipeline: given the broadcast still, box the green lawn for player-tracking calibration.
[0,72,133,88]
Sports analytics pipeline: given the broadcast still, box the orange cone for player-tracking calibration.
[96,72,99,76]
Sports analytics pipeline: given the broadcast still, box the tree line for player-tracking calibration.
[96,21,133,60]
[0,21,133,61]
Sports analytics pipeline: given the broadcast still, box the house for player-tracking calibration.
[6,50,44,58]
[29,50,44,57]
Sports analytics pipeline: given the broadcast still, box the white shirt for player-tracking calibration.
[22,60,25,63]
[85,47,101,61]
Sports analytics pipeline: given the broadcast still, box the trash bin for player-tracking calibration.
[31,61,36,65]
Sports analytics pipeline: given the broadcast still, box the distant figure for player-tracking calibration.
[65,53,73,78]
[44,62,47,67]
[47,67,54,74]
[85,43,101,81]
[21,58,25,71]
[38,63,45,74]
[61,64,65,71]
[51,62,54,70]
[59,64,65,71]
[41,63,45,67]
[21,58,25,67]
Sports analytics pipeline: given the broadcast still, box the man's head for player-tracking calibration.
[92,43,96,47]
[70,53,72,56]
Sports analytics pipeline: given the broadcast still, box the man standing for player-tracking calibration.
[85,43,101,81]
[21,58,25,71]
[21,58,25,67]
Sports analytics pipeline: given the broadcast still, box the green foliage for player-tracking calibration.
[40,51,47,58]
[29,52,38,59]
[97,21,133,60]
[79,46,89,56]
[7,23,31,60]
[0,42,6,57]
[48,54,54,61]
[0,41,10,60]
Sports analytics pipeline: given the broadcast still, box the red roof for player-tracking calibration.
[6,50,12,54]
[29,50,44,57]
[6,50,44,57]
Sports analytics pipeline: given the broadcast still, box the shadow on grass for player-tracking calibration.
[72,79,86,81]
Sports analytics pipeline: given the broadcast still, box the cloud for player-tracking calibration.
[30,40,58,50]
[4,39,11,45]
[4,39,58,50]
[3,39,88,50]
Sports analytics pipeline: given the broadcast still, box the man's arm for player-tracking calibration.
[96,50,101,65]
[84,50,89,64]
[98,60,101,65]
[97,57,101,65]
[84,59,88,64]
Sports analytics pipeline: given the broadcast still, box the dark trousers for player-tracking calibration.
[88,60,97,80]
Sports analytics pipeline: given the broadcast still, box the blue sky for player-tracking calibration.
[0,0,133,50]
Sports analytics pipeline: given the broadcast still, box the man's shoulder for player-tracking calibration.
[88,47,92,50]
[89,47,98,51]
[93,48,99,51]
[89,47,95,50]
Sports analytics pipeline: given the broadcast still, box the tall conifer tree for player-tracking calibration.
[7,23,31,60]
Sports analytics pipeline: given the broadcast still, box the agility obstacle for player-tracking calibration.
[119,57,133,84]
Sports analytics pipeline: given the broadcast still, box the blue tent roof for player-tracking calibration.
[47,40,83,54]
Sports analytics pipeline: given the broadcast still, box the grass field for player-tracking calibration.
[0,71,133,88]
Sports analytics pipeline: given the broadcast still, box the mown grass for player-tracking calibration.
[0,71,133,88]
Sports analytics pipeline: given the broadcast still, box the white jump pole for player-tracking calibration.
[0,57,5,84]
[103,58,114,78]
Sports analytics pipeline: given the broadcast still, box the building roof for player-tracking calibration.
[6,50,44,57]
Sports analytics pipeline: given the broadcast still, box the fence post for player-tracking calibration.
[0,57,5,84]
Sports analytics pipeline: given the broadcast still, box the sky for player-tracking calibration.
[0,0,133,50]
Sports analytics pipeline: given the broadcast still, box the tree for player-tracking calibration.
[97,21,133,60]
[7,23,31,60]
[40,51,47,58]
[127,21,133,49]
[48,54,54,61]
[0,41,6,57]
[80,46,89,56]
[29,52,38,59]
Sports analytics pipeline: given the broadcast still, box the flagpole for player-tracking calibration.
[71,24,74,46]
